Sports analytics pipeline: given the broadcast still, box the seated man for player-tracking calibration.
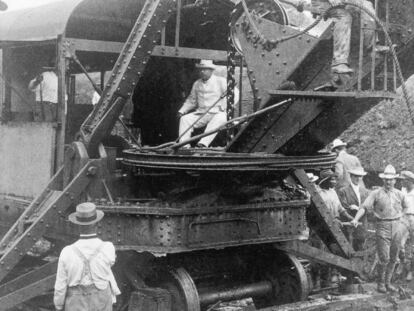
[177,60,239,148]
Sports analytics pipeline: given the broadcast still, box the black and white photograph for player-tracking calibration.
[0,0,413,310]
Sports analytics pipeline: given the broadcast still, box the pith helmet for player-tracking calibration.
[348,166,367,177]
[331,139,347,150]
[400,170,414,182]
[68,202,104,226]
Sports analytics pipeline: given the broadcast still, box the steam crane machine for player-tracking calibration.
[0,0,413,310]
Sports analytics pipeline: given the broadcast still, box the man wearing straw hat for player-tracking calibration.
[331,138,362,189]
[54,203,120,311]
[351,165,409,293]
[337,166,369,251]
[177,59,238,148]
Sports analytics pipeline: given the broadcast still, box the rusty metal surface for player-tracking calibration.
[122,149,336,171]
[80,0,176,156]
[0,260,57,311]
[49,200,309,254]
[0,159,99,283]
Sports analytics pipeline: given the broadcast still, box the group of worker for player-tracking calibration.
[312,138,414,293]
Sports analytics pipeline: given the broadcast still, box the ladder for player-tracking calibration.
[80,0,176,156]
[0,0,177,306]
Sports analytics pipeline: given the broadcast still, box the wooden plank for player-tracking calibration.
[276,240,362,275]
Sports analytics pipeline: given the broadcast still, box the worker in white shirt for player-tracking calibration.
[54,202,120,311]
[399,171,414,281]
[177,59,239,148]
[28,67,58,122]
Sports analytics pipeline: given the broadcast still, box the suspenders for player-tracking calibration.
[71,242,104,283]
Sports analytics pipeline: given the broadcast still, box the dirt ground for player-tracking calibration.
[340,76,414,173]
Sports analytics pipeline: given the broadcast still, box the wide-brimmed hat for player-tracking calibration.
[331,139,347,151]
[196,59,216,70]
[307,173,319,183]
[318,169,337,185]
[400,170,414,182]
[348,166,367,177]
[68,202,104,226]
[379,164,399,179]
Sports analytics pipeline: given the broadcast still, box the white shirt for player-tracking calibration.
[318,187,346,218]
[350,182,361,205]
[28,71,58,103]
[404,188,414,215]
[54,236,120,310]
[179,74,239,115]
[92,91,101,106]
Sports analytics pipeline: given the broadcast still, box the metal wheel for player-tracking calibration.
[252,251,310,308]
[230,0,288,53]
[158,267,201,311]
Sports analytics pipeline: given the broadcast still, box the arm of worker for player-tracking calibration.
[351,191,376,226]
[53,248,69,311]
[178,82,198,115]
[338,201,354,221]
[28,74,43,91]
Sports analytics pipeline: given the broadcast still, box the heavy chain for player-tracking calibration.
[226,35,237,142]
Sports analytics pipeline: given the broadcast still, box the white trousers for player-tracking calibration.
[179,112,227,147]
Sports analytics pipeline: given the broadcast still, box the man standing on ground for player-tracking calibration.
[177,60,239,148]
[331,139,363,189]
[399,171,414,281]
[351,165,409,293]
[54,202,120,311]
[338,166,369,250]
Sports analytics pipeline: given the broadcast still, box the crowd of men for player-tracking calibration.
[312,138,414,293]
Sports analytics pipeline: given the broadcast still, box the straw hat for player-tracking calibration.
[68,202,104,226]
[378,164,399,179]
[195,59,216,70]
[331,139,347,151]
[307,173,319,183]
[400,170,414,182]
[348,166,367,177]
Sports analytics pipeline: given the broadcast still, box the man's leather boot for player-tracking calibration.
[385,262,397,292]
[377,264,387,293]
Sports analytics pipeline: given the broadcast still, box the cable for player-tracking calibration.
[340,0,414,125]
[239,0,414,124]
